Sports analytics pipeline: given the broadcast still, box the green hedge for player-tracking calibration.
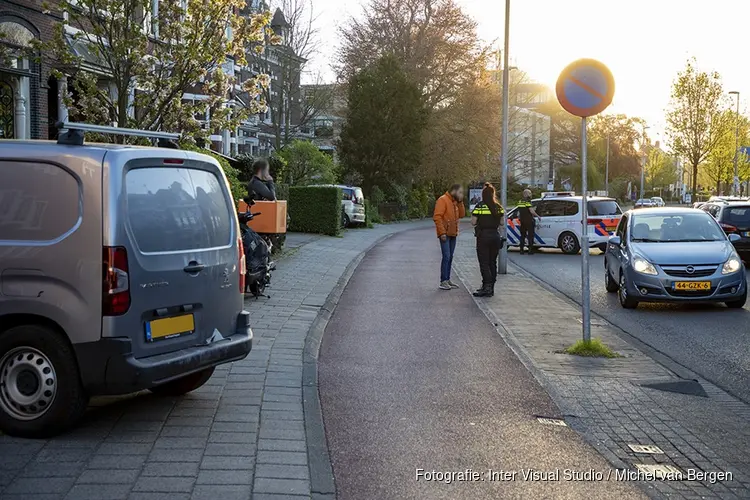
[289,186,342,235]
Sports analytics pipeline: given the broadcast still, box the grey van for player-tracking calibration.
[0,139,252,437]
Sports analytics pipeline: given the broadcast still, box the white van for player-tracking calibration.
[312,184,366,227]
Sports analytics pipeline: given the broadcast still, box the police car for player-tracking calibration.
[505,192,623,254]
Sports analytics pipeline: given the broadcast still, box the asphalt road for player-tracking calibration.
[318,229,644,500]
[508,247,750,403]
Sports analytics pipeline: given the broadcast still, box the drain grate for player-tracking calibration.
[536,417,567,426]
[635,464,682,479]
[628,444,664,454]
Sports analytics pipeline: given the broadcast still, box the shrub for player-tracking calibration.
[288,186,342,235]
[365,199,382,224]
[408,187,430,219]
[275,183,290,201]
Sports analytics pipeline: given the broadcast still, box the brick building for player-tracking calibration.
[0,0,64,139]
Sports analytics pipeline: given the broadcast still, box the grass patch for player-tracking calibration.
[563,338,622,358]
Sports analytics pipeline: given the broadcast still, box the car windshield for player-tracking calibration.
[630,213,727,243]
[589,200,621,216]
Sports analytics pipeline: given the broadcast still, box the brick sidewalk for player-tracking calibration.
[0,220,431,500]
[453,232,750,500]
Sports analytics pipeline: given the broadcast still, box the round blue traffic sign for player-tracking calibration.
[556,59,615,117]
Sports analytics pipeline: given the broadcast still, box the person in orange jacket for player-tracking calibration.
[433,184,465,290]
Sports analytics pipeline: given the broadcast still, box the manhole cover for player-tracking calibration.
[628,444,664,454]
[635,464,682,479]
[536,417,567,426]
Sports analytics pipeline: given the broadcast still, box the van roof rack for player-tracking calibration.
[56,121,180,148]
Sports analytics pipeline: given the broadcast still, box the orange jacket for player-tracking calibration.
[433,192,466,238]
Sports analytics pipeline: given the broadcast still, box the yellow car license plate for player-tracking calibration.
[146,314,195,342]
[674,281,711,291]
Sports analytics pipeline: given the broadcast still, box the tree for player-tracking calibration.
[420,74,500,188]
[41,0,272,139]
[645,148,677,194]
[338,55,427,197]
[588,114,647,179]
[338,0,487,109]
[278,140,336,185]
[248,0,327,150]
[666,59,731,196]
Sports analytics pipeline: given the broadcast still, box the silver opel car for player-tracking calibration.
[604,208,747,309]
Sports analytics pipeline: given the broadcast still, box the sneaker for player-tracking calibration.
[439,281,451,290]
[447,280,460,289]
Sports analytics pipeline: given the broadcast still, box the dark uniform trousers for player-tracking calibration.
[476,230,502,285]
[519,219,535,253]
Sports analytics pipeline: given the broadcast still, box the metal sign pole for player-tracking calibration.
[498,0,511,275]
[581,117,591,342]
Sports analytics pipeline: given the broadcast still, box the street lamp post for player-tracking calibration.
[640,125,649,201]
[730,91,740,196]
[605,134,610,195]
[498,0,511,275]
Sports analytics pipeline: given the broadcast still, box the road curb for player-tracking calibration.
[302,230,403,499]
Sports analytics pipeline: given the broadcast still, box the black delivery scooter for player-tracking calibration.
[238,198,276,297]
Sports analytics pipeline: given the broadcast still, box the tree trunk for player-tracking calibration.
[692,162,699,197]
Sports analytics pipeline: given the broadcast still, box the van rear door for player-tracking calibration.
[105,156,241,360]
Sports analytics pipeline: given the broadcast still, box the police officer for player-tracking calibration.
[517,189,541,255]
[471,183,504,297]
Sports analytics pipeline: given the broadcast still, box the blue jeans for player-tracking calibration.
[439,236,457,282]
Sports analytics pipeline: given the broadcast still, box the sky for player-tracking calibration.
[309,0,750,144]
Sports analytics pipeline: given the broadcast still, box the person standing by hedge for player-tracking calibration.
[248,159,276,201]
[433,184,465,290]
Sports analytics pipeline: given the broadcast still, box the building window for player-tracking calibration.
[524,137,529,145]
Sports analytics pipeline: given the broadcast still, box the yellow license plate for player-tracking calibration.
[674,281,711,291]
[146,314,195,342]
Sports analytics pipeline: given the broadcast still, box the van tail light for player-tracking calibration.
[720,222,737,233]
[103,246,130,316]
[238,237,246,293]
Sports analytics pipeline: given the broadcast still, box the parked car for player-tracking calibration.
[311,184,366,227]
[0,135,253,437]
[604,208,746,309]
[505,193,623,254]
[650,196,665,207]
[700,200,750,262]
[692,202,706,209]
[635,199,655,209]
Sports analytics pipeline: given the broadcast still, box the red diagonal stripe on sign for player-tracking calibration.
[569,75,605,100]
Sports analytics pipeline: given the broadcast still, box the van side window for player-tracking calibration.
[0,161,80,242]
[126,167,232,253]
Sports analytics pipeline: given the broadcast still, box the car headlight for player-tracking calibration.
[633,256,658,275]
[722,256,742,275]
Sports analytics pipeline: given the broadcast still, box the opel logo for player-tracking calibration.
[686,266,695,274]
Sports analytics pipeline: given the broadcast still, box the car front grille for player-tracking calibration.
[668,289,713,298]
[661,266,717,278]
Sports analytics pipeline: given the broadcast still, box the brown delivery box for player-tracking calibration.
[237,200,287,234]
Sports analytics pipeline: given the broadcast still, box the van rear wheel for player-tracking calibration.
[149,367,215,396]
[0,325,89,438]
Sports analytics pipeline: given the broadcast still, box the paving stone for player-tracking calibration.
[77,469,140,484]
[65,484,131,499]
[129,493,191,500]
[199,456,255,471]
[208,432,256,443]
[255,464,310,480]
[253,477,310,495]
[148,449,204,463]
[141,462,199,477]
[196,469,253,485]
[5,476,77,494]
[133,476,195,493]
[257,439,307,452]
[256,451,308,466]
[190,485,252,500]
